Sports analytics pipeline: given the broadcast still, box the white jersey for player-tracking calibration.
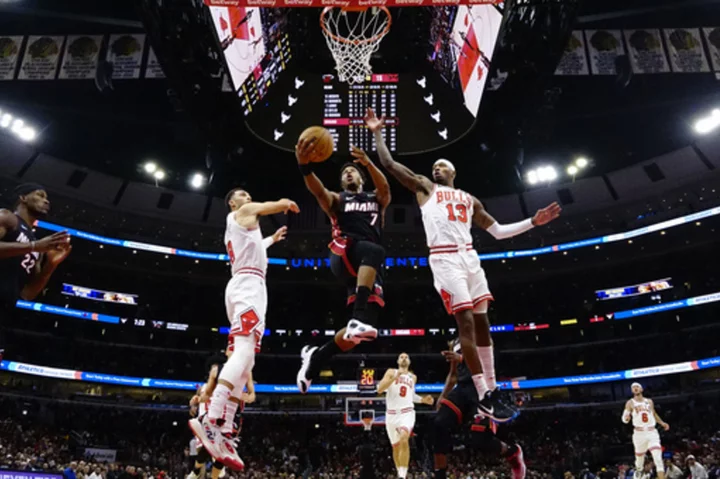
[631,398,656,428]
[224,212,267,277]
[198,384,209,417]
[385,372,416,412]
[420,185,475,250]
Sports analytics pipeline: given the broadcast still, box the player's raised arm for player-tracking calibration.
[377,368,398,394]
[649,399,670,430]
[472,197,562,239]
[364,108,432,195]
[621,399,633,423]
[296,137,340,216]
[350,146,391,208]
[238,199,300,220]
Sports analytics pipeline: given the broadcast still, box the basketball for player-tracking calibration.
[299,126,334,163]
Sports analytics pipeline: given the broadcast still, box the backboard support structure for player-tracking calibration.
[345,396,386,428]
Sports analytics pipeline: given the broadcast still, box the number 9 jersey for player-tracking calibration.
[420,185,493,316]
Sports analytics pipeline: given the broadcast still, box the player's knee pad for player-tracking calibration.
[651,449,664,472]
[359,242,385,271]
[432,409,456,455]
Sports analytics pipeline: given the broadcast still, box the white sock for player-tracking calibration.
[221,401,240,434]
[208,384,232,423]
[477,346,496,390]
[472,374,488,398]
[398,467,407,478]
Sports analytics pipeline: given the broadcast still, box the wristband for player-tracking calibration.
[298,163,314,176]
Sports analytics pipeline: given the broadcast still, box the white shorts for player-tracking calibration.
[225,273,267,353]
[633,429,661,455]
[385,410,415,446]
[429,250,493,315]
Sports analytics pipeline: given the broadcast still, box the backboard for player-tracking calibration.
[345,396,386,428]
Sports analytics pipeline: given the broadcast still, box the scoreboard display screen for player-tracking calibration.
[244,70,474,156]
[357,367,378,394]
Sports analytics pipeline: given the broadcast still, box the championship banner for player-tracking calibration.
[59,35,103,80]
[555,30,589,75]
[0,36,24,80]
[144,47,165,79]
[703,27,720,71]
[107,33,145,79]
[663,28,710,73]
[17,35,64,80]
[204,0,501,6]
[624,29,670,74]
[585,29,625,75]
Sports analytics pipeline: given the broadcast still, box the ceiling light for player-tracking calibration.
[190,173,205,189]
[527,170,539,185]
[567,165,578,176]
[575,157,589,168]
[153,169,166,180]
[11,119,24,133]
[0,114,12,128]
[694,109,720,135]
[17,127,37,142]
[144,162,158,174]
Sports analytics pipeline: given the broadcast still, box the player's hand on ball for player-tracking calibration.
[532,202,562,226]
[363,107,385,132]
[295,137,316,164]
[441,350,462,363]
[350,146,371,166]
[422,395,434,406]
[272,226,288,243]
[281,199,300,214]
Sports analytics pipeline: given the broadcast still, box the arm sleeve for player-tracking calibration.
[622,410,631,423]
[262,236,274,250]
[412,393,423,404]
[486,218,534,240]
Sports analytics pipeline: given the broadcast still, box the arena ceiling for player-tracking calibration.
[0,0,717,203]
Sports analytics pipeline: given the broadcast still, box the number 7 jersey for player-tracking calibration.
[420,184,475,251]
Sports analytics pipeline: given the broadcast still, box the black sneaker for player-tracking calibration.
[477,388,518,423]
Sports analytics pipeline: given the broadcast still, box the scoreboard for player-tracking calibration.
[357,367,378,394]
[322,73,398,153]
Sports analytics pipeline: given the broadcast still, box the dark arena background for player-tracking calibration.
[1,0,720,478]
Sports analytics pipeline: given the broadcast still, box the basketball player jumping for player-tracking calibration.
[0,183,71,360]
[189,189,298,470]
[433,339,525,479]
[295,143,391,394]
[622,382,670,479]
[377,353,434,479]
[365,108,561,421]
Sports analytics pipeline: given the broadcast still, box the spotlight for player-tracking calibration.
[153,169,166,180]
[17,127,37,142]
[530,165,558,183]
[11,119,24,133]
[144,162,158,174]
[567,165,579,176]
[190,173,205,189]
[527,170,539,185]
[0,113,12,128]
[575,157,589,168]
[694,109,720,135]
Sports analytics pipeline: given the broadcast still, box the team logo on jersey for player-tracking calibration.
[344,201,379,213]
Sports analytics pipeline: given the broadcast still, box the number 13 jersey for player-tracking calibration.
[420,185,475,252]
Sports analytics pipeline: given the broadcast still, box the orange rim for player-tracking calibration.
[320,6,392,46]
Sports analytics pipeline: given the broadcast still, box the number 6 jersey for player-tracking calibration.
[420,185,475,252]
[631,398,656,428]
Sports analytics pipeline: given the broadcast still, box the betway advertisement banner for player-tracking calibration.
[204,0,501,6]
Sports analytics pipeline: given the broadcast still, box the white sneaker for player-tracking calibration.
[342,319,378,344]
[188,416,222,462]
[297,345,318,394]
[216,433,245,471]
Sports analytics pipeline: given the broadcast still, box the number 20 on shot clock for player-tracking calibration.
[358,367,377,394]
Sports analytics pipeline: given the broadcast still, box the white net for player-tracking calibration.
[320,7,391,84]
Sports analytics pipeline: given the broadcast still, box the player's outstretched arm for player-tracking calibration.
[621,399,632,424]
[239,199,300,219]
[20,242,72,300]
[472,197,562,240]
[0,210,71,259]
[350,146,391,208]
[364,108,432,195]
[296,137,340,216]
[262,226,288,250]
[377,368,398,394]
[650,399,670,430]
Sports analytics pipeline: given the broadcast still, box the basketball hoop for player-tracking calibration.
[320,6,392,84]
[359,409,375,432]
[361,416,374,431]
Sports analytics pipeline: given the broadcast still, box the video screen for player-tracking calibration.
[429,5,503,117]
[62,283,138,306]
[595,278,673,301]
[208,6,291,115]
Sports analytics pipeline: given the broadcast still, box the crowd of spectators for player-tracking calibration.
[1,393,719,479]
